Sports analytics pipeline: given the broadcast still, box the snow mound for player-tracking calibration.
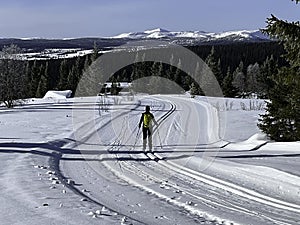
[225,133,268,150]
[43,90,72,99]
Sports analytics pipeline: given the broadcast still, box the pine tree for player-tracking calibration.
[259,67,300,141]
[58,59,69,90]
[25,61,32,96]
[138,53,148,79]
[149,62,164,94]
[30,60,41,97]
[192,62,204,95]
[44,62,49,90]
[232,61,246,96]
[174,59,185,89]
[0,44,27,108]
[110,81,119,95]
[166,54,175,81]
[257,55,278,97]
[223,67,238,97]
[246,63,260,93]
[83,55,91,71]
[131,52,145,81]
[35,63,49,98]
[36,74,48,98]
[91,42,99,62]
[190,82,201,97]
[259,0,300,141]
[205,47,223,85]
[67,57,82,94]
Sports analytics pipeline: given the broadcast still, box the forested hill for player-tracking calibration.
[18,40,284,98]
[0,37,285,101]
[187,41,285,75]
[0,38,126,52]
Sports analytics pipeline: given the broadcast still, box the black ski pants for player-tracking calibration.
[142,127,152,150]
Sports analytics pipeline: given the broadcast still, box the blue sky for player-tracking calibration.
[0,0,299,38]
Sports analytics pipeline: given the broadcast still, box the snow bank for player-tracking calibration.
[224,133,268,150]
[43,90,72,99]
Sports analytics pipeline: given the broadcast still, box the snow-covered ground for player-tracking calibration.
[0,94,300,225]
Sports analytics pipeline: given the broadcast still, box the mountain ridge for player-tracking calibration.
[109,28,270,41]
[0,28,274,60]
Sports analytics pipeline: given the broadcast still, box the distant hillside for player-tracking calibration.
[0,28,273,55]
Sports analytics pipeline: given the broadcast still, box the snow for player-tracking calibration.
[17,49,111,61]
[110,28,270,41]
[213,30,270,40]
[0,94,300,224]
[43,90,72,99]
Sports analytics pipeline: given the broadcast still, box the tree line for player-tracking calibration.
[110,41,285,97]
[0,44,99,107]
[0,41,284,106]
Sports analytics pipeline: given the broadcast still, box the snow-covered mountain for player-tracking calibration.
[110,28,270,42]
[0,28,273,60]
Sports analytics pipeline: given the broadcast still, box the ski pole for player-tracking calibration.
[133,126,140,150]
[156,128,163,150]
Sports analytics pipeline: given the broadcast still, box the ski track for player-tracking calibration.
[56,96,300,225]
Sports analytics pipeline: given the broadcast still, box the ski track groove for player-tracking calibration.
[57,96,300,225]
[103,96,300,225]
[102,97,236,224]
[56,99,147,225]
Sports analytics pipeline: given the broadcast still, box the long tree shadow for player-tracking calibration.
[0,140,267,157]
[0,140,192,162]
[218,153,300,159]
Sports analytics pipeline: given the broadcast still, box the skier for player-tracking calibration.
[139,105,158,151]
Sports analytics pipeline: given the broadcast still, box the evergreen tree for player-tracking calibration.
[259,67,300,141]
[223,67,239,97]
[135,53,148,79]
[67,67,75,90]
[91,42,99,62]
[166,54,175,81]
[149,62,164,94]
[35,63,49,98]
[131,52,143,81]
[193,62,204,95]
[36,74,48,98]
[174,59,185,89]
[58,59,69,90]
[205,47,223,85]
[84,55,91,71]
[67,57,82,94]
[30,60,41,97]
[190,82,201,97]
[258,55,279,97]
[246,63,260,93]
[232,61,246,96]
[259,0,300,141]
[44,62,49,90]
[110,81,119,95]
[25,61,32,96]
[151,61,163,77]
[0,44,27,108]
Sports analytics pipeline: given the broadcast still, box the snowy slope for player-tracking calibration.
[0,95,300,224]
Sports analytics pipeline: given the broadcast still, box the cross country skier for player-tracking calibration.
[139,105,158,151]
